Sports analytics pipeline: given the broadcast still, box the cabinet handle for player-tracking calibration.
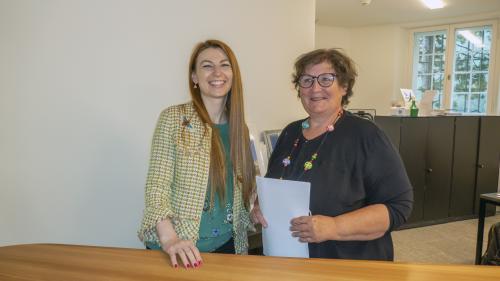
[426,168,433,173]
[477,164,486,168]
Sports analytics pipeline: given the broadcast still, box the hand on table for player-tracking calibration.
[161,238,203,269]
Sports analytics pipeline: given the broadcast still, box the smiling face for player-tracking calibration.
[191,47,233,102]
[299,61,346,119]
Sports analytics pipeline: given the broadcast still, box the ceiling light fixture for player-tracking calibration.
[421,0,445,9]
[360,0,372,6]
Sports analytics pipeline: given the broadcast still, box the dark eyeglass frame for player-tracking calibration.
[298,73,337,88]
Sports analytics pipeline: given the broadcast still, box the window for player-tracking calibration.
[412,30,447,109]
[410,22,496,114]
[451,26,492,113]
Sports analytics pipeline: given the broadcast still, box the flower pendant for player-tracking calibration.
[304,161,313,171]
[282,157,291,167]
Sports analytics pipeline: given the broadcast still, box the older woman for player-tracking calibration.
[252,49,413,261]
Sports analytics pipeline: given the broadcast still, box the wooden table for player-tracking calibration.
[0,244,498,281]
[475,192,500,264]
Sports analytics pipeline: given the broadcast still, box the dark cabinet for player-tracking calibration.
[375,116,400,150]
[399,117,454,223]
[375,116,499,227]
[450,117,479,217]
[474,116,500,215]
[398,118,427,223]
[421,117,455,221]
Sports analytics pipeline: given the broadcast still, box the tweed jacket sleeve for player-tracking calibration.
[138,106,178,243]
[138,102,214,245]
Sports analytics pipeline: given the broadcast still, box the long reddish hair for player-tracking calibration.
[188,39,255,209]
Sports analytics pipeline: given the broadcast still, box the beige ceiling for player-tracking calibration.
[316,0,500,28]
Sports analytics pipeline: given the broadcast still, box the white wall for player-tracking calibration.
[350,25,408,114]
[0,0,315,248]
[316,24,409,115]
[315,25,351,52]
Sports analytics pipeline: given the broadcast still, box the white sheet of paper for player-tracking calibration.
[256,176,310,258]
[419,90,436,116]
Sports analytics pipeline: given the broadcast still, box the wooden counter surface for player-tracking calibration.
[0,244,498,281]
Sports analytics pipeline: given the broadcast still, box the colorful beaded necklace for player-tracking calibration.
[280,109,344,180]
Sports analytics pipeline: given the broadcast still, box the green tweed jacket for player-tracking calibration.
[138,102,252,254]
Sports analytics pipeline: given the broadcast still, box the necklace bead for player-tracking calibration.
[282,157,291,167]
[280,110,344,180]
[304,161,313,171]
[301,120,310,129]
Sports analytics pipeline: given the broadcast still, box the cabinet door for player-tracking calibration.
[375,116,401,150]
[400,118,428,223]
[424,117,454,220]
[450,117,479,217]
[474,116,500,215]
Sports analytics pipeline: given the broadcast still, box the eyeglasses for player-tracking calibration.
[297,73,337,88]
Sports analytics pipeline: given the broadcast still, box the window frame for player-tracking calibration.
[408,20,498,114]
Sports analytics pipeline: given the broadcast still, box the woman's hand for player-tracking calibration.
[161,238,202,269]
[290,215,335,243]
[156,219,202,269]
[250,202,268,228]
[290,205,390,242]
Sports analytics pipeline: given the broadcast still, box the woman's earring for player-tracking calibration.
[194,83,198,89]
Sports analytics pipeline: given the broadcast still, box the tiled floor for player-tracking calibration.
[392,214,500,264]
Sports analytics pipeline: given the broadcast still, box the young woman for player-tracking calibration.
[138,40,255,269]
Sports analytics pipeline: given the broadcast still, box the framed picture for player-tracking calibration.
[249,135,261,176]
[400,88,415,108]
[262,129,281,158]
